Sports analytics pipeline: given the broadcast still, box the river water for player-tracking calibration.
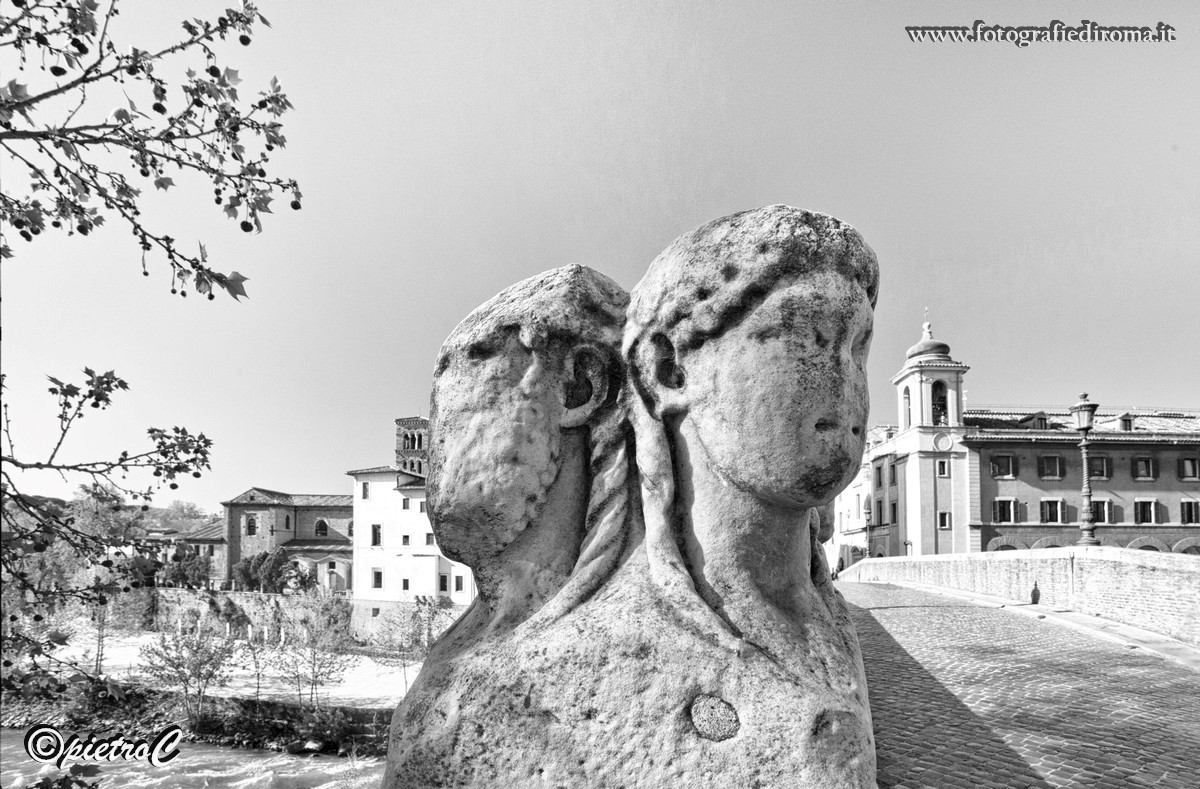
[0,728,384,789]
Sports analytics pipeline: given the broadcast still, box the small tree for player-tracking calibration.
[369,604,428,696]
[270,593,353,706]
[139,627,237,724]
[235,636,268,704]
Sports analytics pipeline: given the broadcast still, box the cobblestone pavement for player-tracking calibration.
[838,582,1200,789]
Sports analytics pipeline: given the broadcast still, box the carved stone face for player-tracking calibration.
[428,331,561,570]
[678,269,872,510]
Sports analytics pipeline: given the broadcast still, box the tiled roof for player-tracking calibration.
[345,465,400,476]
[962,406,1200,440]
[286,494,352,507]
[221,488,351,507]
[179,519,225,542]
[281,539,352,554]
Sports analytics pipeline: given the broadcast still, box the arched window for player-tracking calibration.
[315,519,329,537]
[285,514,291,531]
[902,386,911,429]
[348,520,354,537]
[246,516,257,536]
[931,381,948,426]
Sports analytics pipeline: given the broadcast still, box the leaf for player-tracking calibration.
[223,68,242,86]
[222,271,249,300]
[111,107,132,124]
[153,176,175,191]
[5,80,30,102]
[198,242,207,262]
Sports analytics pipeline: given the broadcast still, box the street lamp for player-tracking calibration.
[1070,392,1101,546]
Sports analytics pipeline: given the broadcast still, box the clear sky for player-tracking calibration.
[4,1,1198,514]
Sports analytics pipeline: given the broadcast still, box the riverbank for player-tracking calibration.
[1,682,394,758]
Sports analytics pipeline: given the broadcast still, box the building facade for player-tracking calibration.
[829,324,1200,568]
[347,417,477,635]
[220,488,354,592]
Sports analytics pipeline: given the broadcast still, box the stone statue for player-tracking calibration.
[383,206,879,788]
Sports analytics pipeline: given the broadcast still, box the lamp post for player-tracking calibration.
[1070,393,1101,546]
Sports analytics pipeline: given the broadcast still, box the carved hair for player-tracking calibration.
[621,206,879,643]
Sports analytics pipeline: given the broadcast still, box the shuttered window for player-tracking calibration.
[1040,499,1064,524]
[1038,456,1064,478]
[1132,457,1157,480]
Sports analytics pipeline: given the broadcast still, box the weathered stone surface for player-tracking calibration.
[383,206,879,788]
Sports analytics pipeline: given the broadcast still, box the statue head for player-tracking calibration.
[625,205,878,511]
[428,265,628,592]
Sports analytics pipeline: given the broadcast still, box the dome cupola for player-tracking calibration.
[906,321,951,360]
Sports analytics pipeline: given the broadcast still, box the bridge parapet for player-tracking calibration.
[838,547,1200,645]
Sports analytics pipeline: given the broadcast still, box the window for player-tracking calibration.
[362,481,370,500]
[206,545,214,556]
[888,463,897,486]
[889,502,898,524]
[992,499,1017,523]
[937,512,952,531]
[903,387,911,429]
[402,498,410,510]
[874,466,882,489]
[327,561,336,571]
[931,381,948,426]
[1032,416,1048,430]
[246,516,257,536]
[402,578,409,591]
[1133,500,1157,525]
[402,534,410,546]
[285,515,291,530]
[455,575,464,592]
[439,574,449,592]
[372,569,383,589]
[371,608,380,618]
[1132,457,1157,480]
[315,519,328,537]
[875,500,883,525]
[990,455,1015,478]
[419,501,427,513]
[1180,457,1199,480]
[1120,416,1134,431]
[1038,456,1064,479]
[426,533,435,546]
[1088,456,1111,479]
[348,521,354,537]
[936,459,950,478]
[1182,501,1200,524]
[1092,499,1112,524]
[1040,499,1064,524]
[371,524,382,547]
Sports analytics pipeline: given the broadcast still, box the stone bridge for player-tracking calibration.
[838,547,1199,788]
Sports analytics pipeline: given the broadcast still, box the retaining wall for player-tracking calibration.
[838,546,1200,645]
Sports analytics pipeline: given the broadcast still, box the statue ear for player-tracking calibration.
[631,332,687,418]
[561,344,612,428]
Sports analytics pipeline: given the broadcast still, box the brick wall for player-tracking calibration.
[838,547,1200,645]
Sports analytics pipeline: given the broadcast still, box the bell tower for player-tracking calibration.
[891,322,969,431]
